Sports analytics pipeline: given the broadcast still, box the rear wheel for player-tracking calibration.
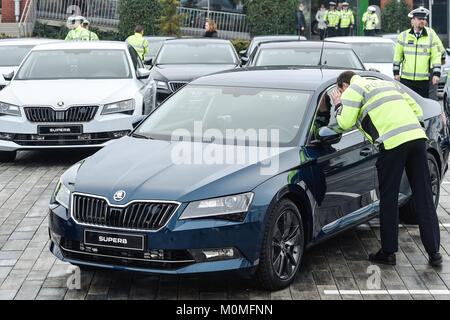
[256,198,304,291]
[399,153,440,224]
[0,151,16,162]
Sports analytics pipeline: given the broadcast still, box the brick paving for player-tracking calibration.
[1,149,450,300]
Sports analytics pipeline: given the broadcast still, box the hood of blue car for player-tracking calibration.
[74,136,297,204]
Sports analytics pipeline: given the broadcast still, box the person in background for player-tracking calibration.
[339,2,354,36]
[126,25,149,60]
[323,2,340,38]
[82,19,99,41]
[295,3,307,37]
[204,20,219,38]
[316,3,328,40]
[362,6,379,36]
[65,16,90,41]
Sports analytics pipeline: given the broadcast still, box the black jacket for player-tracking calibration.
[295,9,306,28]
[204,31,218,38]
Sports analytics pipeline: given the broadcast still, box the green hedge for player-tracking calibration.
[118,0,163,40]
[33,22,119,40]
[245,0,298,37]
[381,0,411,34]
[231,39,250,55]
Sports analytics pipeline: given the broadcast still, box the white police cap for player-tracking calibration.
[409,7,430,19]
[368,6,376,12]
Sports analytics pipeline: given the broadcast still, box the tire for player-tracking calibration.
[399,153,440,224]
[0,151,16,162]
[256,198,304,291]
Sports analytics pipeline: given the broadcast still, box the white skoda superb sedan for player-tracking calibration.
[0,41,156,161]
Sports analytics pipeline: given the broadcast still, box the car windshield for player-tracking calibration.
[155,43,238,65]
[15,49,132,80]
[349,43,395,63]
[135,85,312,146]
[0,45,34,66]
[253,48,364,69]
[146,40,165,56]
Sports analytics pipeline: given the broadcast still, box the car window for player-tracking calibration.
[128,46,143,70]
[0,45,34,66]
[349,43,395,63]
[156,43,238,65]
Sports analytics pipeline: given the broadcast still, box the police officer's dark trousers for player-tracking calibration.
[376,138,440,254]
[401,79,429,98]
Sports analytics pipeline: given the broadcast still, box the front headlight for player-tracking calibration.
[0,102,21,116]
[54,180,71,209]
[179,192,254,221]
[156,81,169,90]
[101,99,135,115]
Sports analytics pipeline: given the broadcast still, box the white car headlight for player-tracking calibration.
[101,99,135,115]
[156,81,168,90]
[179,192,254,220]
[0,102,21,116]
[54,180,71,209]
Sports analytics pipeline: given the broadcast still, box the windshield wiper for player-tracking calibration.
[131,133,154,140]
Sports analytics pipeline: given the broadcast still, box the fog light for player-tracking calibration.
[77,134,91,141]
[50,230,61,244]
[112,131,129,139]
[188,247,241,262]
[0,132,14,140]
[31,135,45,141]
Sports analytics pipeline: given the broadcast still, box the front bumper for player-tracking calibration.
[0,113,138,151]
[48,203,261,275]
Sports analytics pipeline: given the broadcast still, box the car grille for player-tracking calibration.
[59,238,195,270]
[169,82,188,93]
[24,106,98,122]
[72,194,179,231]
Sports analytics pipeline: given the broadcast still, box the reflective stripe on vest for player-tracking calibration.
[375,123,423,146]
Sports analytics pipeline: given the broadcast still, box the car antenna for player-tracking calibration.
[318,40,325,67]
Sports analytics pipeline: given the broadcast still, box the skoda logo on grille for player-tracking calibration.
[113,190,126,202]
[57,101,64,107]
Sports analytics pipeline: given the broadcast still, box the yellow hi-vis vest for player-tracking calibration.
[340,10,354,28]
[336,75,427,150]
[126,33,149,60]
[393,27,442,81]
[323,9,340,28]
[362,12,378,31]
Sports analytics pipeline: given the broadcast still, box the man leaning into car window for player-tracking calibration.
[331,71,442,267]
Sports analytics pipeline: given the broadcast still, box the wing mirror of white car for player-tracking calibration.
[137,68,151,80]
[241,56,249,65]
[144,56,153,66]
[3,70,14,81]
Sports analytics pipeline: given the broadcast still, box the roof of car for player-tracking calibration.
[325,36,395,44]
[251,35,307,41]
[257,40,353,49]
[164,38,232,44]
[0,38,63,46]
[144,36,176,41]
[29,41,130,51]
[191,67,371,91]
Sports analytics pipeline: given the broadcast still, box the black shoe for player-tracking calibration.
[368,249,396,265]
[429,252,442,267]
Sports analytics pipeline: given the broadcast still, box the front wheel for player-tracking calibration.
[399,153,440,224]
[256,198,304,291]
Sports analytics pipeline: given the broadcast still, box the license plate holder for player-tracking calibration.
[84,230,145,251]
[38,125,83,136]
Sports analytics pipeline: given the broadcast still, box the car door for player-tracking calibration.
[128,46,154,114]
[309,86,378,240]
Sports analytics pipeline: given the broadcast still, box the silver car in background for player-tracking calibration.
[0,38,62,90]
[0,41,156,162]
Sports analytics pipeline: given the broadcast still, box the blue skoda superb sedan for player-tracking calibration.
[49,67,449,290]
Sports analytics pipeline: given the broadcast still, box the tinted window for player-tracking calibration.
[136,85,312,146]
[0,45,34,66]
[349,43,395,63]
[128,46,141,70]
[253,48,364,70]
[156,43,237,64]
[16,49,132,80]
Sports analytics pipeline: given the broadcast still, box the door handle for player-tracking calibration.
[360,147,372,157]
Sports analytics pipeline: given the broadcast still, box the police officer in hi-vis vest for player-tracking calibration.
[331,71,442,267]
[393,8,441,98]
[323,2,340,38]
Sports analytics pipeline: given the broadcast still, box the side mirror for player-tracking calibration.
[239,50,247,57]
[3,71,14,81]
[132,115,147,128]
[137,68,151,80]
[241,56,249,65]
[144,56,153,66]
[317,127,342,145]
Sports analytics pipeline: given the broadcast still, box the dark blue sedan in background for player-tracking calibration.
[49,67,449,290]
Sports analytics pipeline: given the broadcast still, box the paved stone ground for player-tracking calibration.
[2,148,450,300]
